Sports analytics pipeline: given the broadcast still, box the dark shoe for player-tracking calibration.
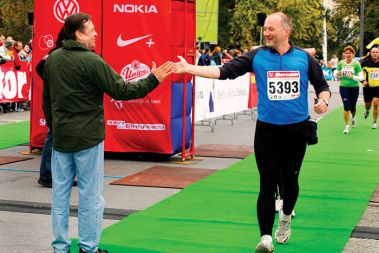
[38,178,52,188]
[79,248,109,253]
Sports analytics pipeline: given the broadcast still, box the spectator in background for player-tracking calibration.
[330,54,339,80]
[0,35,5,46]
[222,49,232,60]
[0,40,15,62]
[36,27,67,188]
[12,41,24,70]
[233,49,242,58]
[211,46,222,65]
[21,45,32,62]
[198,47,211,66]
[319,59,326,67]
[195,45,201,66]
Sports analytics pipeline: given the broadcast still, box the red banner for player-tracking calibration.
[0,61,30,103]
[31,0,195,154]
[102,0,173,153]
[30,0,103,148]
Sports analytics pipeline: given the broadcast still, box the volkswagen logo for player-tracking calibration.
[53,0,80,23]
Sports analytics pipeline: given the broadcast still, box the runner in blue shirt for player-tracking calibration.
[173,12,330,253]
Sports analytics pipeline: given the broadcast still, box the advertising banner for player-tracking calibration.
[194,73,250,122]
[0,61,30,103]
[102,0,173,153]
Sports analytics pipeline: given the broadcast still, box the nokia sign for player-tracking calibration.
[113,4,158,14]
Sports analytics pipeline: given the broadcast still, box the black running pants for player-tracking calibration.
[254,120,307,236]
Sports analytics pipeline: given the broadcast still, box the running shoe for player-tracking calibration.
[351,117,357,128]
[275,211,291,244]
[343,125,349,134]
[363,110,369,119]
[255,236,274,253]
[372,122,377,129]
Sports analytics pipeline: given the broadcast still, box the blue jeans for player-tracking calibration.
[39,128,52,181]
[51,141,105,253]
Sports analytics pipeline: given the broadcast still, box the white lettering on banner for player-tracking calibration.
[113,4,158,14]
[3,71,17,100]
[0,65,29,101]
[107,120,165,131]
[40,119,47,126]
[17,72,27,99]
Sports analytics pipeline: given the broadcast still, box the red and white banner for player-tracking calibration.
[0,61,30,103]
[102,0,173,153]
[31,0,196,154]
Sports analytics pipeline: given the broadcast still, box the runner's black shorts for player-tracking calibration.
[363,86,379,103]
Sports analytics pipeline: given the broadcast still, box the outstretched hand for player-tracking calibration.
[172,56,189,74]
[151,61,173,83]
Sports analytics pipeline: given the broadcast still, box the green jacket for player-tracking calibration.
[43,39,159,152]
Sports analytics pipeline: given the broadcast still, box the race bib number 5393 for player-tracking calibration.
[267,71,300,100]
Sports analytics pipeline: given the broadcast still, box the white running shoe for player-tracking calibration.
[364,110,369,119]
[275,211,291,244]
[351,117,357,128]
[372,123,377,129]
[255,235,274,253]
[343,125,349,134]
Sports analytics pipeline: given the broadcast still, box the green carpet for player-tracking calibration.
[0,121,29,149]
[71,107,379,253]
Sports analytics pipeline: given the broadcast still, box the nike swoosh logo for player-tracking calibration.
[117,34,152,47]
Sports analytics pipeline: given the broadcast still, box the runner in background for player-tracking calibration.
[336,46,364,134]
[361,45,379,129]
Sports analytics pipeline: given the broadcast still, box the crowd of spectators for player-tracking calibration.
[0,34,32,114]
[196,45,248,66]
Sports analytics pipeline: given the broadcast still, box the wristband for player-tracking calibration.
[322,98,329,107]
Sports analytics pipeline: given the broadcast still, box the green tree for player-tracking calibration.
[329,0,379,57]
[0,0,34,44]
[219,0,324,55]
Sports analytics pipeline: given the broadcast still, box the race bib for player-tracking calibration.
[369,69,379,80]
[267,71,300,100]
[341,66,354,76]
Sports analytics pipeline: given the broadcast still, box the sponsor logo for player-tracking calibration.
[54,0,80,23]
[107,120,166,131]
[120,60,150,82]
[113,4,158,13]
[111,99,124,109]
[117,34,152,47]
[39,35,54,51]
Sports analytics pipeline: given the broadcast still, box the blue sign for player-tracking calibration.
[322,67,333,80]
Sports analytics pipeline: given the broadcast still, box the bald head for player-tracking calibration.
[268,12,293,32]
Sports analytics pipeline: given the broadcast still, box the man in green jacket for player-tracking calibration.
[43,13,172,253]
